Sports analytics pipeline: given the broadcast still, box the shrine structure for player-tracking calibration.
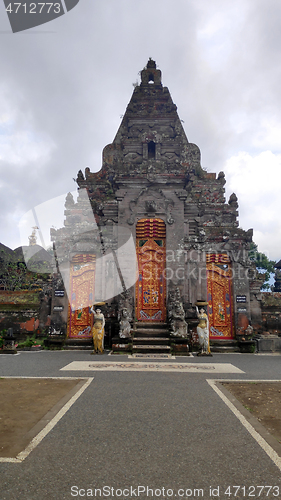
[50,59,261,353]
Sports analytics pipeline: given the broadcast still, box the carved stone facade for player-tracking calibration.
[51,59,260,345]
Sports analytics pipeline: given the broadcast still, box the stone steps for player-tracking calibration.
[134,328,169,337]
[210,339,240,353]
[211,345,240,353]
[135,321,167,330]
[112,323,190,356]
[133,337,170,345]
[64,339,93,350]
[132,323,171,354]
[132,344,171,354]
[64,345,93,350]
[134,331,168,337]
[134,322,169,338]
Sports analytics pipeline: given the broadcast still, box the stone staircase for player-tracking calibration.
[64,338,93,350]
[210,339,240,353]
[132,322,171,355]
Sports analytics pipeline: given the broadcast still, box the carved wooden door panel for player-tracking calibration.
[136,219,166,322]
[206,253,234,339]
[67,254,96,338]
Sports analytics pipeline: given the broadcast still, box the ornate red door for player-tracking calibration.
[67,254,96,338]
[136,219,166,322]
[207,253,234,339]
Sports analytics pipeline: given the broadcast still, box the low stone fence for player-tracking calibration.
[257,293,281,352]
[261,293,281,333]
[0,290,50,335]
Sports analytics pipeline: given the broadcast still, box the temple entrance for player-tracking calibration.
[67,254,96,339]
[136,218,166,322]
[206,253,234,339]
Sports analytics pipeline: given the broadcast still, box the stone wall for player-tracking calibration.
[254,292,281,352]
[261,292,281,335]
[0,289,51,334]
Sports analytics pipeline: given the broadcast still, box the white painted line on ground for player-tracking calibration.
[0,377,94,463]
[61,361,244,373]
[0,376,86,380]
[0,456,22,464]
[207,379,281,472]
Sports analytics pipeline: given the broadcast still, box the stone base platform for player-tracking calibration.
[256,335,281,352]
[210,339,240,353]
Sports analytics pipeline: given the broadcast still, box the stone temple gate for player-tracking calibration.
[50,59,261,353]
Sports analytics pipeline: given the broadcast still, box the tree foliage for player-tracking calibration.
[0,260,50,291]
[249,242,276,290]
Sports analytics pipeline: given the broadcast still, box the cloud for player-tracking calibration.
[0,129,54,165]
[0,0,280,265]
[224,150,281,260]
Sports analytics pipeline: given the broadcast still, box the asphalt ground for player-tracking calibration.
[0,351,281,500]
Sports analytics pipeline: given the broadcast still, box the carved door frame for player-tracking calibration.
[136,218,166,322]
[206,253,234,339]
[67,254,95,338]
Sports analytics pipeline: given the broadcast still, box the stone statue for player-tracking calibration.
[118,291,133,339]
[28,226,38,246]
[168,287,188,338]
[119,307,132,338]
[170,300,188,337]
[245,324,254,336]
[90,307,105,354]
[196,306,211,355]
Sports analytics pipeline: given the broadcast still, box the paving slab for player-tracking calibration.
[60,360,244,373]
[0,352,280,500]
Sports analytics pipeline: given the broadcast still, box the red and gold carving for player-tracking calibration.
[136,218,166,239]
[206,253,234,339]
[206,253,231,264]
[136,219,166,322]
[67,254,96,339]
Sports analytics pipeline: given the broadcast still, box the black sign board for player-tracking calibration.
[55,290,64,297]
[236,295,247,303]
[53,306,64,312]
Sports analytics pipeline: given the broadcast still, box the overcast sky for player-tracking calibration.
[0,0,280,261]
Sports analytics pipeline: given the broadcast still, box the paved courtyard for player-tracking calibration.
[0,351,280,500]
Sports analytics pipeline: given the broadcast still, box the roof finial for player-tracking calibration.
[147,58,156,69]
[28,226,38,246]
[141,59,162,86]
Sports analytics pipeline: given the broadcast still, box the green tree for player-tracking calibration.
[0,260,49,291]
[249,243,276,290]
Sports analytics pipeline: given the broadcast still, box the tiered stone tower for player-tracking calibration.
[51,59,261,352]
